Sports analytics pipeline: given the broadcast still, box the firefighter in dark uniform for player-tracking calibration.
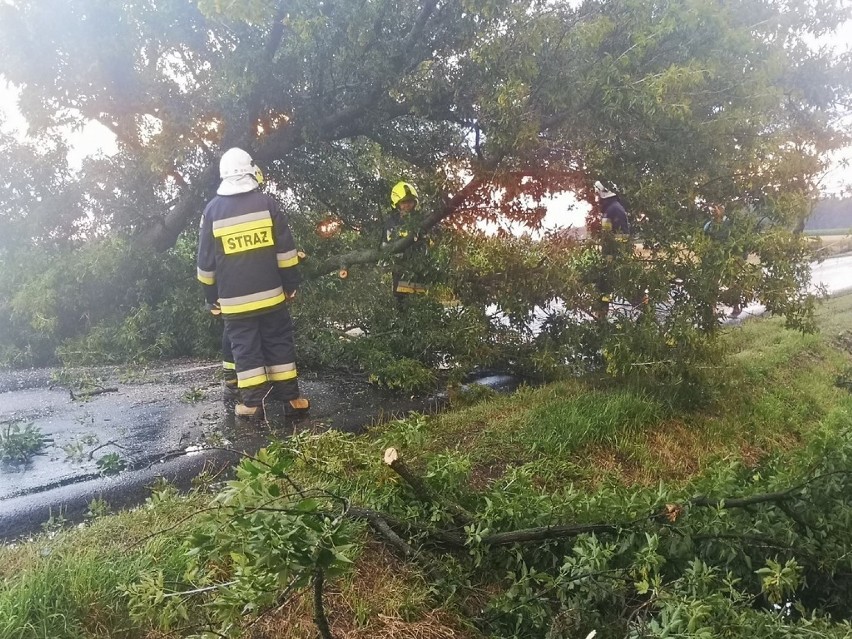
[383,181,429,307]
[197,147,310,418]
[593,180,631,320]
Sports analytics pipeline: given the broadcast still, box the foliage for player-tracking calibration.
[0,486,206,639]
[39,507,69,536]
[96,452,126,475]
[62,434,99,464]
[181,386,207,403]
[3,299,852,637]
[0,422,46,466]
[124,447,357,638]
[84,498,111,521]
[120,407,852,638]
[0,235,220,366]
[0,0,849,384]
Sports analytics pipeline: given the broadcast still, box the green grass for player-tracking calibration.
[2,294,852,638]
[0,491,205,639]
[398,294,852,487]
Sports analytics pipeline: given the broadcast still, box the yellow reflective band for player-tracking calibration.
[277,249,299,268]
[396,281,427,294]
[237,366,267,388]
[222,361,236,370]
[197,268,216,285]
[237,373,268,388]
[212,214,272,238]
[268,369,298,382]
[220,292,286,315]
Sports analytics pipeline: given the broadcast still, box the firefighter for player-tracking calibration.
[197,147,310,419]
[593,180,631,319]
[384,181,429,306]
[220,329,239,409]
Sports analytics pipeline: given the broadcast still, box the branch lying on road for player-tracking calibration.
[70,386,119,400]
[87,440,130,460]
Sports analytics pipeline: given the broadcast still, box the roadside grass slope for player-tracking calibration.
[1,294,851,638]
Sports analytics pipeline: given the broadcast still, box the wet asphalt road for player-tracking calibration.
[0,362,442,541]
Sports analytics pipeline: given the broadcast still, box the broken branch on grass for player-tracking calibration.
[383,447,474,525]
[346,506,416,557]
[686,470,852,511]
[313,568,335,639]
[481,522,621,546]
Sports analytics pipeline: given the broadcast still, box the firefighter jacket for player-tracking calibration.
[383,211,430,295]
[599,197,631,258]
[703,215,732,242]
[600,197,630,235]
[197,190,301,316]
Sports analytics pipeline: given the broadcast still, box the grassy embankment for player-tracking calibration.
[2,294,852,638]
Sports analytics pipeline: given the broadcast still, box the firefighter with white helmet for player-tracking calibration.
[197,147,310,418]
[592,180,631,319]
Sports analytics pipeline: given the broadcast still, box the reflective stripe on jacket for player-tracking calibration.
[197,190,301,316]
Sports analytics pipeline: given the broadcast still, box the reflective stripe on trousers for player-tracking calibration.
[223,305,301,407]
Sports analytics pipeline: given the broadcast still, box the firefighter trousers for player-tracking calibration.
[223,305,301,407]
[221,329,239,404]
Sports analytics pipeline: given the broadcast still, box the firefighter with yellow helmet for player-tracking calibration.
[197,147,310,419]
[383,181,431,303]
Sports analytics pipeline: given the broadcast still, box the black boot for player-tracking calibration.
[223,378,239,410]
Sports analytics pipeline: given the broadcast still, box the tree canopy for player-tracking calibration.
[2,0,849,249]
[0,0,850,378]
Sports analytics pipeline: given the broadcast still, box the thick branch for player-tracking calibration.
[135,162,218,252]
[69,386,119,400]
[383,447,474,526]
[136,0,455,253]
[304,173,487,277]
[481,523,621,546]
[313,568,335,639]
[346,506,415,558]
[346,506,466,548]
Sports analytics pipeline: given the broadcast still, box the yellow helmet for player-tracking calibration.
[390,181,418,209]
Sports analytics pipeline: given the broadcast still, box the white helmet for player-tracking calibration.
[594,180,617,199]
[219,147,264,184]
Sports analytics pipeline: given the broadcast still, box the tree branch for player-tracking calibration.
[383,447,474,526]
[313,568,335,639]
[304,172,488,277]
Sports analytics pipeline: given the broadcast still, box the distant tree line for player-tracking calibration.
[807,197,852,232]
